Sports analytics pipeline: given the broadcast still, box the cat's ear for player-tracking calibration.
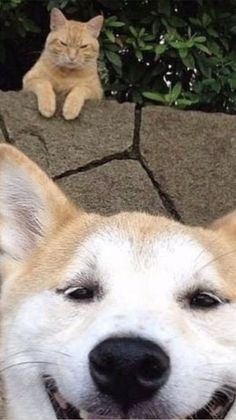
[87,15,104,38]
[50,8,67,31]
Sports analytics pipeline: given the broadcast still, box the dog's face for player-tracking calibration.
[1,145,236,420]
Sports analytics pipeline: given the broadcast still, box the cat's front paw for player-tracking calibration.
[38,98,56,118]
[62,100,83,121]
[63,106,80,121]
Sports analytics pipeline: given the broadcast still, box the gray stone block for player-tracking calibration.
[140,106,236,225]
[0,91,134,177]
[58,160,166,216]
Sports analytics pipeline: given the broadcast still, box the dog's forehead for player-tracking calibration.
[65,213,221,293]
[81,227,203,272]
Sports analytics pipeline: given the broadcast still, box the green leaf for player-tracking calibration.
[220,38,229,51]
[206,40,222,57]
[207,27,219,38]
[202,13,212,27]
[143,34,155,41]
[195,55,212,77]
[170,82,182,102]
[105,51,122,67]
[195,43,212,55]
[107,21,125,28]
[112,64,122,77]
[135,49,143,60]
[229,26,236,34]
[169,40,188,49]
[185,39,194,48]
[138,39,145,48]
[189,17,201,26]
[167,16,186,28]
[194,36,207,43]
[181,54,195,69]
[179,48,188,59]
[155,44,167,55]
[105,29,116,43]
[142,91,166,103]
[229,78,236,89]
[129,26,138,37]
[202,78,221,93]
[176,98,197,107]
[139,28,145,37]
[104,43,119,52]
[142,45,153,51]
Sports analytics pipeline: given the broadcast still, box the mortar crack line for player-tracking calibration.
[53,148,135,181]
[31,131,49,155]
[0,114,14,144]
[133,106,182,223]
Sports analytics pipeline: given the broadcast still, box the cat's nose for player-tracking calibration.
[68,49,77,61]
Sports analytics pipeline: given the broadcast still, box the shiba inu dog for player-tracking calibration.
[1,144,236,420]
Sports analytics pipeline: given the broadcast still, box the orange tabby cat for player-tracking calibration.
[23,8,104,120]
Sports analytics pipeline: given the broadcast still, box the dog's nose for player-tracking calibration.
[89,336,170,407]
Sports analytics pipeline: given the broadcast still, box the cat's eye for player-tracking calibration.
[60,40,68,46]
[189,291,225,309]
[80,44,88,49]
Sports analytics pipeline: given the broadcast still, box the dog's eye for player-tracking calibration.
[189,291,223,309]
[65,286,94,301]
[80,44,88,48]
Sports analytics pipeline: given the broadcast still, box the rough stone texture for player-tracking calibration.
[58,160,166,215]
[1,92,236,418]
[0,91,134,177]
[0,392,4,420]
[140,106,236,225]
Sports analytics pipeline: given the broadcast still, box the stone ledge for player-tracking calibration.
[140,106,236,225]
[58,159,166,215]
[0,90,236,224]
[0,91,167,217]
[0,91,134,177]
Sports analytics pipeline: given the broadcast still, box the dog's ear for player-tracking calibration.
[0,145,76,260]
[209,210,236,240]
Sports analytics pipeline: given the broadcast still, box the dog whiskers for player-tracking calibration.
[3,349,71,361]
[197,248,236,274]
[0,360,58,374]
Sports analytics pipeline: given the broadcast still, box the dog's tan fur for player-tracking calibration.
[1,144,236,420]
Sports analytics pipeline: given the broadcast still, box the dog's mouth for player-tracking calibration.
[44,377,235,419]
[187,388,235,419]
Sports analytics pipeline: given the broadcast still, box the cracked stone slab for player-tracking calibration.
[58,160,167,216]
[0,91,134,177]
[140,106,236,225]
[0,376,4,420]
[0,394,4,419]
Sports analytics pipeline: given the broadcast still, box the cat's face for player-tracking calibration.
[45,8,103,69]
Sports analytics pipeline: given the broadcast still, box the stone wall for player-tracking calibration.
[1,91,236,226]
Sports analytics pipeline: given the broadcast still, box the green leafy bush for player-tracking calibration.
[0,0,236,113]
[0,0,39,62]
